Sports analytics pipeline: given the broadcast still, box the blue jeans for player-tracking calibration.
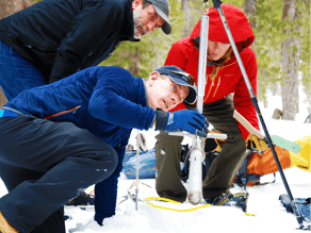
[122,149,183,179]
[0,41,46,101]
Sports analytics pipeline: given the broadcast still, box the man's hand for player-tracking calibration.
[246,134,268,151]
[155,109,208,135]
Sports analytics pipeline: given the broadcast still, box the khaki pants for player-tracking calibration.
[155,98,246,202]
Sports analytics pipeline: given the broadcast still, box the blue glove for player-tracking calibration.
[155,109,208,136]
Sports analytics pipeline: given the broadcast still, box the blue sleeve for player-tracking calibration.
[94,147,125,225]
[88,67,156,130]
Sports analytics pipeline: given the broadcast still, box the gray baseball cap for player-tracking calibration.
[147,0,172,35]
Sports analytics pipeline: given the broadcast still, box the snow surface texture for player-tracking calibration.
[0,86,310,233]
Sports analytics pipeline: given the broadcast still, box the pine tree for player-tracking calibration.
[221,0,310,121]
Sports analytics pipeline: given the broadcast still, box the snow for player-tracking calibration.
[0,86,310,232]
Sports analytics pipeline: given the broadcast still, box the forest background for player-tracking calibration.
[0,0,310,121]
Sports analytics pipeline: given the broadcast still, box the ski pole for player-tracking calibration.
[209,0,305,228]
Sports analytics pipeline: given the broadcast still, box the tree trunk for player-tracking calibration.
[0,0,16,107]
[128,48,139,76]
[182,0,191,38]
[15,0,33,11]
[244,0,257,28]
[0,0,15,19]
[281,0,300,121]
[244,0,270,108]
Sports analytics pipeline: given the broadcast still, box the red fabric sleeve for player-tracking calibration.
[234,48,260,140]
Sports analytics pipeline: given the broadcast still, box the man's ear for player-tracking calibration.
[148,71,161,86]
[132,0,143,10]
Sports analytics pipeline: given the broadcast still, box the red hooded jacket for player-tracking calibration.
[165,4,259,140]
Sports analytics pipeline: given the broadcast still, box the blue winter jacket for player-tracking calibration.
[4,66,155,225]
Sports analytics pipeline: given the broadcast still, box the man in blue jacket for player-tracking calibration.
[0,0,171,101]
[0,65,208,233]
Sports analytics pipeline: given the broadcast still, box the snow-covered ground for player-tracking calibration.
[0,85,310,232]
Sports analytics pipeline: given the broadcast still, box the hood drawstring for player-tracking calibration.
[203,76,221,102]
[213,76,221,98]
[203,47,232,103]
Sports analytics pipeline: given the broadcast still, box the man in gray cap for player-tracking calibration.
[133,0,171,38]
[0,0,171,101]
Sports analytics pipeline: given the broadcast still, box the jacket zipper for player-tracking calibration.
[44,105,81,120]
[203,75,221,102]
[213,76,221,98]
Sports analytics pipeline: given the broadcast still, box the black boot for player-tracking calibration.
[204,192,249,212]
[204,193,228,205]
[66,192,94,206]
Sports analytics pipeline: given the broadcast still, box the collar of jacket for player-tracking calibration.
[192,36,237,67]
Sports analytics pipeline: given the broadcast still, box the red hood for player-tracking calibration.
[189,4,254,52]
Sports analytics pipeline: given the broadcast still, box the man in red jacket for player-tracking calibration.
[155,4,266,205]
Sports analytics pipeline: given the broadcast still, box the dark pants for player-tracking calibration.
[0,115,118,233]
[0,41,46,101]
[155,98,246,202]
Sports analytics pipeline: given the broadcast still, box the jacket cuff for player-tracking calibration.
[155,108,168,131]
